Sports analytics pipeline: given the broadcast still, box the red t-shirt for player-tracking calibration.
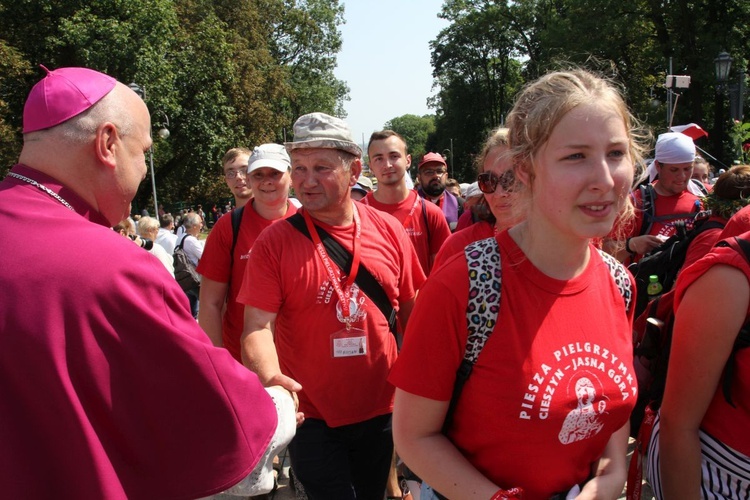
[681,215,726,271]
[674,236,750,456]
[361,191,450,276]
[237,204,426,427]
[720,204,750,239]
[432,220,495,271]
[454,208,474,232]
[389,230,636,498]
[197,201,297,361]
[625,185,701,241]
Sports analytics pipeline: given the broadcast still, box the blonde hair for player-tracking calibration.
[137,216,160,236]
[475,127,510,174]
[506,69,648,232]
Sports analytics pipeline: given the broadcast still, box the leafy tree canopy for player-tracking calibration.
[0,0,348,213]
[383,114,436,172]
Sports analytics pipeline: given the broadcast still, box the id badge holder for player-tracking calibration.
[331,327,367,358]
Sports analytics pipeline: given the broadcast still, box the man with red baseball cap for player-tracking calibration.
[0,66,294,498]
[416,152,464,231]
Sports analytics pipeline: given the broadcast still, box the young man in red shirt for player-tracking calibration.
[608,132,702,263]
[415,152,464,231]
[363,130,450,276]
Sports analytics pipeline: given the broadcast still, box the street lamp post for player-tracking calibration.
[128,83,169,216]
[714,52,733,167]
[442,148,451,177]
[442,139,455,178]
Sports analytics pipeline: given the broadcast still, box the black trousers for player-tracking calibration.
[288,413,393,500]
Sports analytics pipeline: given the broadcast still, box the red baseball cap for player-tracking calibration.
[23,65,117,133]
[418,152,447,169]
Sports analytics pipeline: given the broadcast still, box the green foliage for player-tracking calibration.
[269,0,349,140]
[730,120,750,164]
[0,40,32,173]
[0,0,348,212]
[428,0,750,171]
[429,0,524,181]
[383,114,436,171]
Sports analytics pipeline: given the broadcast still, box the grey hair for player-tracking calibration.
[337,150,357,171]
[182,212,202,229]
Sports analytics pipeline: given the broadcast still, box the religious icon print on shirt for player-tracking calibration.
[558,374,607,445]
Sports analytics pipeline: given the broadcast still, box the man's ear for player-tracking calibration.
[406,153,412,169]
[350,158,362,186]
[95,122,119,169]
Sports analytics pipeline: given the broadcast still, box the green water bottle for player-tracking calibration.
[646,275,663,297]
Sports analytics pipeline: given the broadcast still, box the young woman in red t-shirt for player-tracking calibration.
[433,127,519,270]
[390,69,647,499]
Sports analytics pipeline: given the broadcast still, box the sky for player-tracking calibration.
[333,1,449,152]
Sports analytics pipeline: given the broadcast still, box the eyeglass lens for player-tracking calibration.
[225,169,248,179]
[478,170,514,194]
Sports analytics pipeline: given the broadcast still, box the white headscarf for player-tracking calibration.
[655,132,696,164]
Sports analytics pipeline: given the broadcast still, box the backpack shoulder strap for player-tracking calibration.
[732,235,750,261]
[597,248,633,314]
[693,217,725,234]
[715,235,750,257]
[229,206,245,268]
[639,184,656,236]
[443,236,502,433]
[690,178,709,196]
[420,196,431,242]
[286,213,399,337]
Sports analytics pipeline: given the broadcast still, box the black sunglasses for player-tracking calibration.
[477,170,515,194]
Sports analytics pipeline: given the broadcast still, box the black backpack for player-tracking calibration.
[173,236,201,292]
[631,236,750,429]
[637,183,703,237]
[628,212,725,318]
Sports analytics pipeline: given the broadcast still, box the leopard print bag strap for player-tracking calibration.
[596,248,633,313]
[442,237,502,434]
[464,237,503,364]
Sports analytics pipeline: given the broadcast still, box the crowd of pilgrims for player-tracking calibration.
[4,64,750,500]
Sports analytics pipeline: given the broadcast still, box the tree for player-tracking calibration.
[0,0,350,211]
[269,0,350,141]
[428,0,523,181]
[427,0,750,169]
[384,114,436,172]
[0,40,32,172]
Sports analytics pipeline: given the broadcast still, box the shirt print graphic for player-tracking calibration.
[518,340,637,445]
[558,376,605,444]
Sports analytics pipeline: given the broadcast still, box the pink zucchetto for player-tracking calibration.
[23,65,117,133]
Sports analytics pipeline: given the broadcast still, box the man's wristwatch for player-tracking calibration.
[625,237,636,255]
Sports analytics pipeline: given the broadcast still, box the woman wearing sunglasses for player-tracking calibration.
[389,69,644,499]
[432,127,518,270]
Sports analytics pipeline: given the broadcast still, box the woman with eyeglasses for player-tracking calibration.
[433,127,518,270]
[389,69,644,499]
